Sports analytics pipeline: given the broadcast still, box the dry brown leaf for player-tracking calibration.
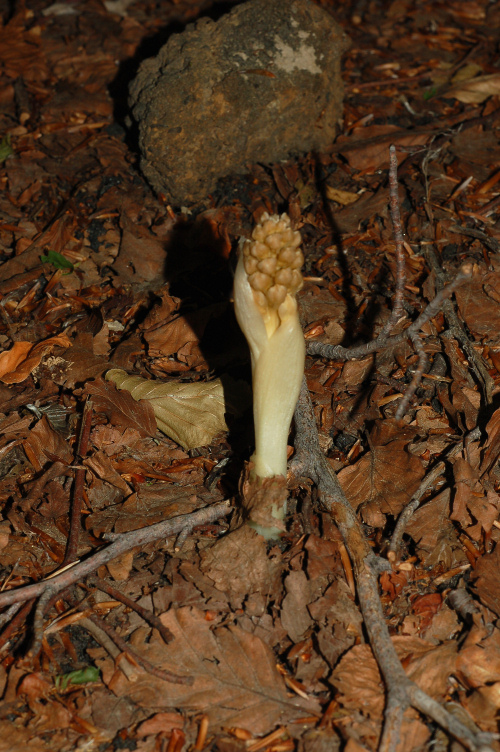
[452,458,498,541]
[331,643,385,719]
[457,626,500,689]
[106,549,135,581]
[337,441,425,518]
[54,332,111,388]
[141,296,225,371]
[84,450,133,496]
[479,407,500,477]
[106,369,228,449]
[22,415,73,472]
[0,334,71,384]
[144,309,209,369]
[114,214,168,285]
[325,185,359,205]
[471,546,500,617]
[447,72,500,103]
[0,720,51,751]
[334,188,389,234]
[85,377,157,438]
[200,525,282,601]
[336,125,429,172]
[280,570,313,643]
[136,712,184,738]
[405,489,466,569]
[464,684,500,733]
[85,486,205,535]
[97,607,320,732]
[454,265,500,341]
[0,342,32,378]
[332,636,457,745]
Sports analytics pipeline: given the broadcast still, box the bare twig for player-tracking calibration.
[86,612,192,685]
[307,263,474,362]
[20,461,70,512]
[378,144,406,340]
[0,501,232,611]
[0,602,23,630]
[388,461,445,557]
[88,576,174,644]
[389,435,473,558]
[424,247,493,404]
[30,586,59,657]
[394,331,428,420]
[0,599,34,651]
[292,378,496,752]
[62,397,94,567]
[78,616,138,681]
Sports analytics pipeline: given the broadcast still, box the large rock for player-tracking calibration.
[129,0,349,205]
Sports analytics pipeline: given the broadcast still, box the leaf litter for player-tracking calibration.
[0,1,499,751]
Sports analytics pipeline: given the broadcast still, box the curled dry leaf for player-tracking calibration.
[0,334,71,384]
[446,72,500,104]
[106,368,228,450]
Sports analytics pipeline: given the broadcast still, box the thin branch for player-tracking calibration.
[0,501,232,611]
[30,587,57,657]
[62,397,94,567]
[88,576,174,644]
[306,262,474,362]
[78,616,138,682]
[292,378,496,752]
[0,599,34,651]
[20,461,70,512]
[425,247,493,403]
[394,331,428,420]
[388,461,445,557]
[86,612,192,685]
[378,144,406,340]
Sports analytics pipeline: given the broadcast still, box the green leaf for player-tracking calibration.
[40,249,74,271]
[0,135,13,163]
[423,86,437,101]
[55,666,100,692]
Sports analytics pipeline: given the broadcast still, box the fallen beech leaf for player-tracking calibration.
[336,124,429,172]
[465,684,500,733]
[97,607,319,732]
[136,712,184,738]
[200,524,282,599]
[23,415,73,472]
[471,545,500,617]
[280,570,313,642]
[332,636,457,717]
[337,441,425,518]
[0,342,32,377]
[405,489,466,569]
[447,72,500,104]
[0,719,48,751]
[106,368,228,449]
[85,377,157,438]
[0,334,71,384]
[325,185,360,205]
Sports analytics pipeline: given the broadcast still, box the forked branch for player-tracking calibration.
[291,379,496,752]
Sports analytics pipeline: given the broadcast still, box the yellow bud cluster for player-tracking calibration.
[241,213,304,313]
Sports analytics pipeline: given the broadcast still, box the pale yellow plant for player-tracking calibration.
[233,211,305,493]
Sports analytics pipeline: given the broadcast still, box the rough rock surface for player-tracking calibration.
[129,0,349,205]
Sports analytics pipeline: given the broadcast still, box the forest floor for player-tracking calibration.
[0,1,500,751]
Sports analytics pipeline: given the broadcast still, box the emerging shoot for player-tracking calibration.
[233,212,305,537]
